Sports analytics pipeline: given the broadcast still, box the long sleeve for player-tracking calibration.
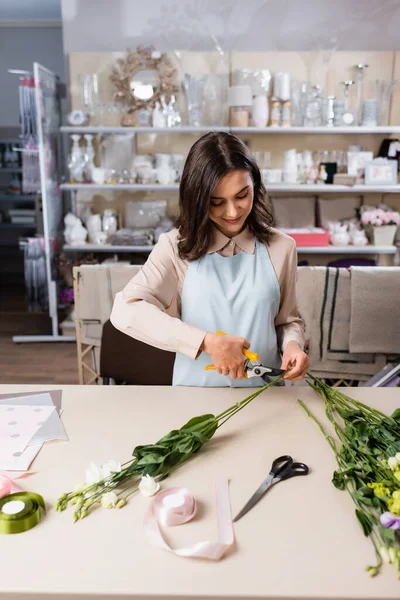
[110,233,207,359]
[271,237,306,352]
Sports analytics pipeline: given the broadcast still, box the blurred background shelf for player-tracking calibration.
[62,243,396,255]
[60,126,400,135]
[60,183,179,192]
[63,244,155,253]
[266,184,400,193]
[296,245,396,254]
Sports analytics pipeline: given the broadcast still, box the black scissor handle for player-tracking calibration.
[270,455,293,478]
[278,461,309,481]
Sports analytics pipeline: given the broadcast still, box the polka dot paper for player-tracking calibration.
[0,405,56,463]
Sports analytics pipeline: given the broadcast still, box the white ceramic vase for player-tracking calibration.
[372,224,397,246]
[251,96,269,127]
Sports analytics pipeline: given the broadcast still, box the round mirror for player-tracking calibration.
[129,70,160,101]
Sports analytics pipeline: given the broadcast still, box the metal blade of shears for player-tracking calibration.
[233,473,275,523]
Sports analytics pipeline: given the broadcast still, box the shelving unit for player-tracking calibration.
[60,123,399,264]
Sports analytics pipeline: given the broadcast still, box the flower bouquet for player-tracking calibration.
[361,208,400,245]
[56,378,282,520]
[299,374,400,577]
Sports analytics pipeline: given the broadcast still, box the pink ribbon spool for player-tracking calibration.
[144,478,234,560]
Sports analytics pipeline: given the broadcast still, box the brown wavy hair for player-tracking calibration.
[176,132,274,261]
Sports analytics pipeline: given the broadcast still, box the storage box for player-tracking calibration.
[279,227,330,246]
[333,174,357,186]
[270,196,316,228]
[317,196,362,229]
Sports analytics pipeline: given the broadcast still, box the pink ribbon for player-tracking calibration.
[0,471,31,498]
[144,478,234,560]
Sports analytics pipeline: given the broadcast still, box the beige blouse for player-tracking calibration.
[111,225,305,359]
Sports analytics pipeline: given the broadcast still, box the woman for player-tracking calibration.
[111,132,309,386]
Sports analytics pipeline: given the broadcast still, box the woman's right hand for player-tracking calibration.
[200,332,250,380]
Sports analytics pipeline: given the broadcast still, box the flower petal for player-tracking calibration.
[380,511,400,530]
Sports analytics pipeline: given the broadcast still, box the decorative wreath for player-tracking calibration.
[109,45,179,114]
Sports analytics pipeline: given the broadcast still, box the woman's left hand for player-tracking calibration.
[280,341,310,381]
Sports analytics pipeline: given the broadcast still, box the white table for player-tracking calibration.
[1,384,399,600]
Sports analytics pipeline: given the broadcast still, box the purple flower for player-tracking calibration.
[60,287,74,304]
[380,512,400,530]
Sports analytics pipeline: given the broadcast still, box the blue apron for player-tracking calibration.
[173,239,281,387]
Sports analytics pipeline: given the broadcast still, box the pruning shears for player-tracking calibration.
[204,331,285,383]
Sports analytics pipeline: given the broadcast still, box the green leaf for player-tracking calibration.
[176,436,197,455]
[132,443,171,459]
[355,509,374,537]
[357,486,374,498]
[162,449,188,470]
[136,453,165,466]
[142,463,161,476]
[391,408,400,422]
[332,470,346,490]
[157,430,182,444]
[379,525,395,545]
[180,414,216,432]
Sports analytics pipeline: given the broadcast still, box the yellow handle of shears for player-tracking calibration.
[204,331,259,373]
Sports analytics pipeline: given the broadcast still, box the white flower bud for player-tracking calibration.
[102,460,122,478]
[101,491,118,509]
[139,474,160,497]
[85,462,104,484]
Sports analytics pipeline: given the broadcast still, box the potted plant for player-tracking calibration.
[361,208,400,246]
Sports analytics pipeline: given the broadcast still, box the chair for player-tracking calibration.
[100,319,175,385]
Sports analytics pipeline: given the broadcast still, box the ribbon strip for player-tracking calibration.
[0,471,32,499]
[144,478,234,560]
[0,492,45,535]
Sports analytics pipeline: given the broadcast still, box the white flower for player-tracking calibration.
[138,474,160,497]
[102,460,122,478]
[388,456,399,471]
[100,491,118,509]
[85,462,104,485]
[395,452,400,462]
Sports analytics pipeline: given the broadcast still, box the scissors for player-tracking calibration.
[204,331,285,383]
[233,455,309,523]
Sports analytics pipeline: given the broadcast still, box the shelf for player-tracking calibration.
[0,222,36,229]
[266,184,400,194]
[60,126,229,134]
[231,126,400,134]
[62,243,396,256]
[63,244,154,253]
[60,183,179,192]
[60,125,400,135]
[0,194,36,202]
[296,245,397,255]
[0,167,22,173]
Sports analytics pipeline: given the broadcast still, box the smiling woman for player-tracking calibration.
[176,133,274,261]
[111,132,310,387]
